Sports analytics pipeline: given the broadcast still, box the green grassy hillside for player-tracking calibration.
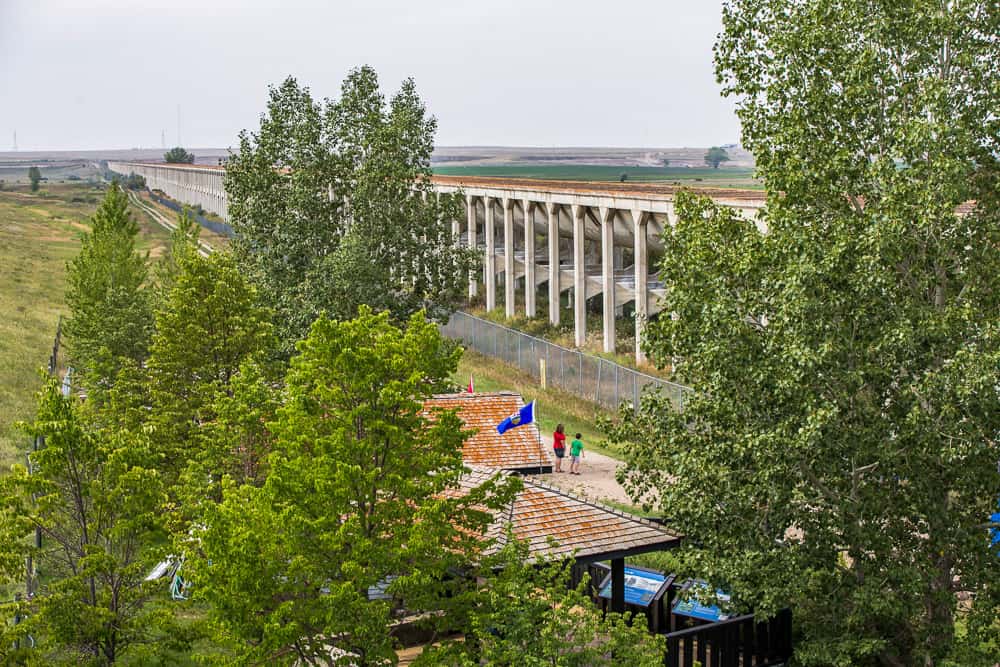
[0,184,171,472]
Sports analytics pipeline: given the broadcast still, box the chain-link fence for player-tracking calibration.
[149,191,234,238]
[441,311,691,412]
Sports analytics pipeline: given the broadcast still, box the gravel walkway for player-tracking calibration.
[534,449,636,506]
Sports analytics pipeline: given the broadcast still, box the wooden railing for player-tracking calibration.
[664,608,792,667]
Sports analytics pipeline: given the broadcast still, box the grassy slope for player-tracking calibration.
[433,164,762,189]
[0,184,172,472]
[136,190,231,250]
[454,349,621,459]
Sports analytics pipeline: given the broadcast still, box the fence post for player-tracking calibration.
[545,343,552,392]
[596,359,603,405]
[614,364,620,409]
[540,359,547,389]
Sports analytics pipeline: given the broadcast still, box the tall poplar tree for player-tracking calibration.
[64,183,152,393]
[608,2,1000,665]
[27,166,41,192]
[146,251,274,482]
[152,207,201,305]
[225,67,477,352]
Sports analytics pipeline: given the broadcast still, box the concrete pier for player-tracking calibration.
[108,162,765,363]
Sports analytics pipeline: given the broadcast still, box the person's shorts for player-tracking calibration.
[553,448,565,459]
[570,455,580,464]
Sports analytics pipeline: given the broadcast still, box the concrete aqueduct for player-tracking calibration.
[108,161,765,363]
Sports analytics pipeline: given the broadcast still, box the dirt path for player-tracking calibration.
[534,449,636,506]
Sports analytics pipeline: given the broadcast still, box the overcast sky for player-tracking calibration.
[0,0,739,151]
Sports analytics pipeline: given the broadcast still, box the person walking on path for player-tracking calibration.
[569,433,584,475]
[552,423,567,472]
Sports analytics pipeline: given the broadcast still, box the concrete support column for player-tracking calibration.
[467,195,477,300]
[523,199,536,318]
[547,203,560,326]
[485,197,496,312]
[572,204,587,348]
[503,198,515,318]
[600,207,616,354]
[632,209,648,364]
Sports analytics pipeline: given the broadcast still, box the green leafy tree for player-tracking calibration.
[64,183,152,394]
[152,208,201,305]
[608,3,1000,665]
[419,537,666,667]
[226,68,477,352]
[124,172,146,190]
[146,251,274,483]
[27,166,41,191]
[192,308,516,664]
[0,380,179,664]
[703,146,730,169]
[197,358,281,488]
[163,147,195,164]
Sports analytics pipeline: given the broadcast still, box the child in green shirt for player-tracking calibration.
[569,433,584,475]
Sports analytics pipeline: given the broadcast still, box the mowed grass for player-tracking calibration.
[433,164,762,189]
[454,349,621,460]
[0,184,172,472]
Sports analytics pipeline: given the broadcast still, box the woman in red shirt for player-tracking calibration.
[552,423,567,472]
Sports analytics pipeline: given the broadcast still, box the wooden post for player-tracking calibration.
[611,557,625,613]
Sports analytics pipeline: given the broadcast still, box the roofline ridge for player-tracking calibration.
[429,390,522,397]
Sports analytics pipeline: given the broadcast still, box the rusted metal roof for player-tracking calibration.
[423,392,551,473]
[457,465,682,562]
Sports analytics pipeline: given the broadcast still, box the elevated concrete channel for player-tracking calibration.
[108,161,765,363]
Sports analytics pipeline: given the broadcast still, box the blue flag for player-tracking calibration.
[496,400,535,435]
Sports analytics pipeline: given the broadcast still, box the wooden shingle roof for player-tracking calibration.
[458,466,682,563]
[423,392,551,473]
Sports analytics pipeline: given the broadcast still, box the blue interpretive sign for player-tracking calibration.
[598,566,668,607]
[672,580,731,622]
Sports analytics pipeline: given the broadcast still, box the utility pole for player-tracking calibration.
[161,129,166,149]
[12,130,17,151]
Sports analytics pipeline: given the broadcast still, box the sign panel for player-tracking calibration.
[672,580,731,622]
[598,567,668,608]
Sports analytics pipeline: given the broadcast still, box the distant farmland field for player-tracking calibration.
[433,164,762,189]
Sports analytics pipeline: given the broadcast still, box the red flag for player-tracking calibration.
[467,375,474,393]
